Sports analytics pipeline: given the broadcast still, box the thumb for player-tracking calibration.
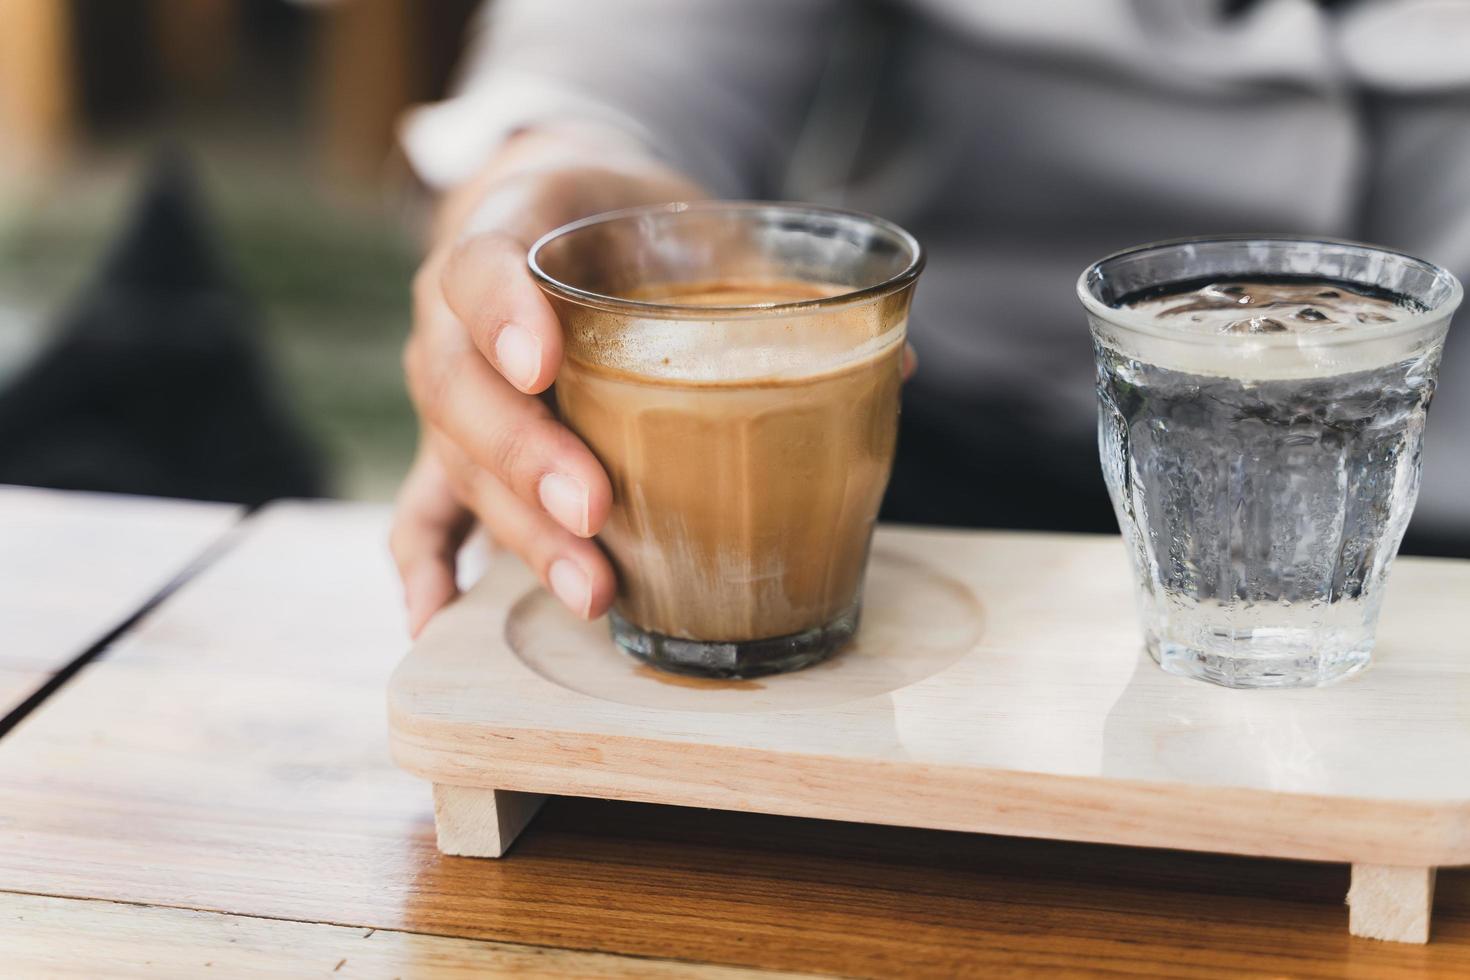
[389,447,475,637]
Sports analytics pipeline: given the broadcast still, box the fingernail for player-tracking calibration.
[404,564,447,637]
[548,558,592,618]
[539,472,590,536]
[902,344,918,378]
[495,324,541,391]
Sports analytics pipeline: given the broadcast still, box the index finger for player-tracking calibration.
[442,231,563,395]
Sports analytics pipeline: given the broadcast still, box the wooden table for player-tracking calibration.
[0,486,238,717]
[1,490,1467,977]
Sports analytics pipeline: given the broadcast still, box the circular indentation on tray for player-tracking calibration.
[506,549,983,712]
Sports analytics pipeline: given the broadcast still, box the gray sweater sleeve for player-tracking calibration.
[400,0,840,197]
[1361,94,1470,532]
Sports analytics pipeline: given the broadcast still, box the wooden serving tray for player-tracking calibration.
[388,527,1470,944]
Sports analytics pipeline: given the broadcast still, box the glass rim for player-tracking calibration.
[527,200,926,317]
[1076,234,1463,347]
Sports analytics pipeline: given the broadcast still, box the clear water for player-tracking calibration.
[1095,342,1441,687]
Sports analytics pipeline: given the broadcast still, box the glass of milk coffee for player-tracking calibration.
[529,202,923,678]
[1078,237,1461,689]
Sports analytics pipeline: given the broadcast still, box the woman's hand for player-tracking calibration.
[391,126,705,636]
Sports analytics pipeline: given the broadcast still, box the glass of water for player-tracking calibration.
[1078,238,1461,688]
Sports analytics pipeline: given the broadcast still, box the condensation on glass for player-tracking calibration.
[1078,237,1461,688]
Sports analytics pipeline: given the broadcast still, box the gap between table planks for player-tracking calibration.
[0,668,47,718]
[0,892,799,979]
[0,501,1466,977]
[0,486,240,715]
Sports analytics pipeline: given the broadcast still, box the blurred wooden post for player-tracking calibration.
[317,0,415,187]
[150,0,239,96]
[0,0,74,176]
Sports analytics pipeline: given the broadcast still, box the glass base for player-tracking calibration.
[1148,631,1372,689]
[609,603,860,679]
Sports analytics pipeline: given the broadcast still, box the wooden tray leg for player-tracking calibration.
[1347,864,1436,943]
[432,785,546,858]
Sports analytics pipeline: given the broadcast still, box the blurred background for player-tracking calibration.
[0,0,478,502]
[3,0,1468,557]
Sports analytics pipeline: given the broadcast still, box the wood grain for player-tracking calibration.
[317,0,414,184]
[2,502,1468,976]
[391,527,1470,867]
[0,486,239,684]
[0,892,799,978]
[433,785,546,858]
[1350,865,1438,944]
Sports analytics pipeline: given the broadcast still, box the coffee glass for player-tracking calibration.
[1078,237,1461,688]
[529,202,924,678]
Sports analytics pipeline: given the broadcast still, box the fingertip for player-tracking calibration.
[558,461,612,539]
[546,544,616,621]
[901,343,918,380]
[494,322,543,393]
[518,298,564,395]
[404,561,459,638]
[547,557,593,619]
[539,427,613,537]
[537,471,591,537]
[443,233,564,394]
[585,576,616,620]
[513,299,564,396]
[577,445,616,535]
[580,546,619,620]
[582,479,613,537]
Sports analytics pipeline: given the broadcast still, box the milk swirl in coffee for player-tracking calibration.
[556,278,903,645]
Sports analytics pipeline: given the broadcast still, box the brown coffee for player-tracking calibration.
[555,278,904,642]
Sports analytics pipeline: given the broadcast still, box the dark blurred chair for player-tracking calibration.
[0,154,324,506]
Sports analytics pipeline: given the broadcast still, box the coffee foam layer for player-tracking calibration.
[580,320,905,383]
[568,278,904,384]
